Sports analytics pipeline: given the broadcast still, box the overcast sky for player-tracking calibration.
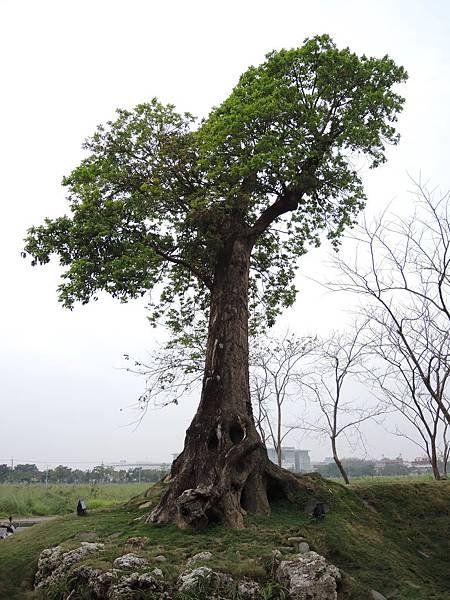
[1,0,449,469]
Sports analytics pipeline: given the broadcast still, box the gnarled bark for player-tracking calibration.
[148,226,308,529]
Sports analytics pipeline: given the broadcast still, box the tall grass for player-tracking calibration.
[0,483,149,517]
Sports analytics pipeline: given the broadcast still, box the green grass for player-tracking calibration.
[0,477,448,600]
[0,483,149,517]
[348,474,436,485]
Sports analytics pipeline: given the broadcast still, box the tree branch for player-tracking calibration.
[249,189,301,239]
[148,242,213,290]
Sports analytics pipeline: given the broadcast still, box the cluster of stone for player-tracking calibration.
[72,564,166,600]
[34,540,388,599]
[34,542,105,591]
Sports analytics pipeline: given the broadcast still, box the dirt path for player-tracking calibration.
[1,516,57,534]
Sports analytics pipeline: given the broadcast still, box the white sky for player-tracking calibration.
[1,0,449,469]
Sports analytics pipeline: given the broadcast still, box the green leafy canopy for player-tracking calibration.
[24,35,407,335]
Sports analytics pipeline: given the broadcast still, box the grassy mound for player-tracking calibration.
[0,476,448,599]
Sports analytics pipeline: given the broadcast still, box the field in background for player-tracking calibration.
[343,474,435,485]
[0,483,150,517]
[0,475,440,517]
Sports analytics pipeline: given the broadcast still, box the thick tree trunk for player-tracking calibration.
[331,436,349,485]
[148,230,306,529]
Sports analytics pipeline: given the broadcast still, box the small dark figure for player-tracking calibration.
[6,516,15,534]
[77,500,87,516]
[311,502,326,521]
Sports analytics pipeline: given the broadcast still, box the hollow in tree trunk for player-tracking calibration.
[148,230,308,529]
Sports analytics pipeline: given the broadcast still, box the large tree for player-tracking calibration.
[24,36,406,528]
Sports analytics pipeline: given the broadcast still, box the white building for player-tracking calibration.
[267,447,311,473]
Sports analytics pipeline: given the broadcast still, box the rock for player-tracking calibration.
[34,543,105,590]
[113,553,149,569]
[77,567,165,599]
[186,551,213,568]
[72,565,114,599]
[272,549,283,560]
[177,566,233,594]
[125,536,149,549]
[175,486,213,529]
[370,591,387,600]
[48,563,165,600]
[276,551,341,600]
[109,572,164,599]
[237,578,263,599]
[178,566,214,592]
[34,544,168,600]
[154,554,167,562]
[287,537,310,553]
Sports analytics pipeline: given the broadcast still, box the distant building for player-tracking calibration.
[107,461,171,471]
[406,456,432,473]
[374,455,404,471]
[267,447,311,473]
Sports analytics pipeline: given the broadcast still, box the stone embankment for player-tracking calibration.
[33,539,349,599]
[34,530,388,599]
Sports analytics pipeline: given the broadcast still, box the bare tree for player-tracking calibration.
[300,322,385,484]
[372,344,448,479]
[250,332,316,466]
[328,181,450,427]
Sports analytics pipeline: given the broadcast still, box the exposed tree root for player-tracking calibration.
[146,441,313,529]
